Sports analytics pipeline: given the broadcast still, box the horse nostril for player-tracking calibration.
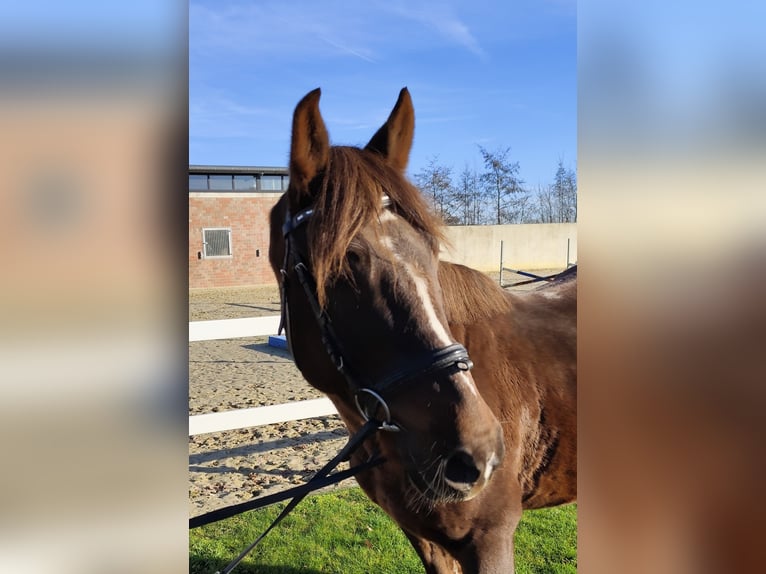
[444,450,482,486]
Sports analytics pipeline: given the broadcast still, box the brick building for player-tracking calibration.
[189,165,287,289]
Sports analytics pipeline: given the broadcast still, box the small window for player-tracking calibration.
[202,228,232,258]
[189,174,207,190]
[233,175,256,191]
[208,175,233,191]
[260,175,282,191]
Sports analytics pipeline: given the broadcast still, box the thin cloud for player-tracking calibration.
[191,1,485,60]
[430,15,484,57]
[379,1,485,57]
[190,93,276,139]
[318,35,377,63]
[190,1,378,62]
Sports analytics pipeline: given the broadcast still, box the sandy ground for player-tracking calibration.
[188,268,566,518]
[189,285,352,518]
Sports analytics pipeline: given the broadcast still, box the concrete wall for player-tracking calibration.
[440,223,577,272]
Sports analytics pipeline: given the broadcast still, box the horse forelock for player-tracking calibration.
[305,145,444,307]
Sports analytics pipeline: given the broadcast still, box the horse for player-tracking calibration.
[268,88,576,574]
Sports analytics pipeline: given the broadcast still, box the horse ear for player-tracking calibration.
[289,88,330,194]
[365,87,414,172]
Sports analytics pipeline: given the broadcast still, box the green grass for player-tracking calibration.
[514,505,578,574]
[190,488,576,574]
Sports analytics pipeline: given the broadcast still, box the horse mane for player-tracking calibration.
[306,146,445,306]
[438,262,513,324]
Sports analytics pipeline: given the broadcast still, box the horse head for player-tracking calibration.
[269,88,505,505]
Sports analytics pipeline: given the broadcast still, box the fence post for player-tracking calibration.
[499,240,504,286]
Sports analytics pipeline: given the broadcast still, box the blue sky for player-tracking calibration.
[189,0,576,188]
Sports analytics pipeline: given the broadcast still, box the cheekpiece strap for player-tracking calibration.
[282,207,314,237]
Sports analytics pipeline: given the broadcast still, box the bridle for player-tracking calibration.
[279,199,474,432]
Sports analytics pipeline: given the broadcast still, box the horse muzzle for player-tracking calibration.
[406,425,505,505]
[442,447,503,500]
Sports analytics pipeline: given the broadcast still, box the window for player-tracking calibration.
[202,228,232,258]
[208,175,233,191]
[233,175,256,191]
[260,175,283,191]
[189,174,207,190]
[189,171,289,193]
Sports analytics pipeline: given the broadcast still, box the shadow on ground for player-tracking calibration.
[189,429,346,465]
[242,342,293,360]
[225,302,281,313]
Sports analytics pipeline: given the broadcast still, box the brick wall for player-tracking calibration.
[189,192,282,288]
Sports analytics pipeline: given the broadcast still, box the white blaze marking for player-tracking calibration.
[379,218,478,396]
[405,263,452,346]
[380,234,396,253]
[378,210,397,223]
[455,370,478,397]
[542,290,561,300]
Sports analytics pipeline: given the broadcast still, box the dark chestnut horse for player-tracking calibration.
[269,88,576,573]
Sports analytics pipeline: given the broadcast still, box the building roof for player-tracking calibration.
[189,165,288,175]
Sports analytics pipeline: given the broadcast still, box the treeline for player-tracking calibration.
[414,146,577,225]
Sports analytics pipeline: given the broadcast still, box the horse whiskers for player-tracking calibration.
[404,453,464,514]
[404,453,441,513]
[405,477,436,514]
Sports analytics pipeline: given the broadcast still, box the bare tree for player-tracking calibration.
[534,183,556,223]
[478,145,526,224]
[414,156,455,223]
[553,159,577,223]
[516,192,535,223]
[412,150,574,226]
[531,161,578,223]
[454,164,483,225]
